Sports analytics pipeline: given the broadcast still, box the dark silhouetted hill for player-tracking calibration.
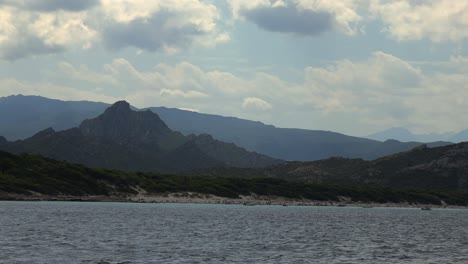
[1,150,467,206]
[197,143,468,191]
[0,101,280,172]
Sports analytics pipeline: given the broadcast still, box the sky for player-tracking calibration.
[1,0,468,136]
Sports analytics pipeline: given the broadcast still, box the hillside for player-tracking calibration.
[196,143,468,191]
[0,101,280,172]
[1,151,466,206]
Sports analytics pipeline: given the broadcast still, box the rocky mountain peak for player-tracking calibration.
[102,100,131,115]
[79,101,179,147]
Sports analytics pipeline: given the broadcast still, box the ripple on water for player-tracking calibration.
[0,202,467,264]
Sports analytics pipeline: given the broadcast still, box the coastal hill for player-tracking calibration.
[0,150,466,206]
[0,101,280,172]
[196,142,468,191]
[0,95,453,161]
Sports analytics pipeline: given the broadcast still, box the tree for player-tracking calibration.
[0,158,15,174]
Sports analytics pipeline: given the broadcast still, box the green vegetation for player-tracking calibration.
[1,151,467,206]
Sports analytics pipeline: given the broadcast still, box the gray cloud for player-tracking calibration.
[0,35,63,60]
[241,5,333,36]
[0,0,99,12]
[0,1,221,60]
[103,11,205,52]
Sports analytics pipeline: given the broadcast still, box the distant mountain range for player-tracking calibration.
[0,95,453,161]
[145,107,452,160]
[0,101,279,172]
[196,142,468,191]
[0,95,109,140]
[368,127,468,143]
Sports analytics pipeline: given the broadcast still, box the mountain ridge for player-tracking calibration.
[0,101,280,172]
[149,106,453,160]
[0,94,455,161]
[367,127,462,143]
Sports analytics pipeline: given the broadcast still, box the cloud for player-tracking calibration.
[370,0,468,42]
[0,35,64,61]
[100,0,226,52]
[230,0,362,35]
[0,78,117,103]
[57,62,117,85]
[242,97,273,110]
[159,89,209,99]
[297,52,468,133]
[0,0,226,60]
[24,0,99,12]
[51,58,285,117]
[0,4,98,60]
[242,5,332,35]
[229,0,468,42]
[300,52,423,118]
[8,52,465,135]
[102,10,205,52]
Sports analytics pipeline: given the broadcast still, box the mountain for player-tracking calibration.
[197,143,468,191]
[0,101,280,172]
[449,129,468,143]
[367,127,456,143]
[0,94,108,140]
[367,127,417,142]
[148,107,452,160]
[0,95,453,161]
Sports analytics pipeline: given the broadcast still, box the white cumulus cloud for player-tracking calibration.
[242,97,273,110]
[370,0,468,42]
[0,0,226,60]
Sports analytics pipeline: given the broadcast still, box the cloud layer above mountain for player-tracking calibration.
[1,0,468,135]
[2,51,468,134]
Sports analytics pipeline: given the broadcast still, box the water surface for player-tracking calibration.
[1,201,467,263]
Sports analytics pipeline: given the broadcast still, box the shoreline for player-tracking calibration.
[1,192,467,209]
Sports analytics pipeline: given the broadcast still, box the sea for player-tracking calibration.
[0,201,467,264]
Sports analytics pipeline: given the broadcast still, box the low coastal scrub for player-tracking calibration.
[1,151,467,205]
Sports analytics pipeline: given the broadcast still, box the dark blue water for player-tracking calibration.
[0,201,467,264]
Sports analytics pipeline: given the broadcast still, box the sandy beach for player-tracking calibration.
[1,191,467,209]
